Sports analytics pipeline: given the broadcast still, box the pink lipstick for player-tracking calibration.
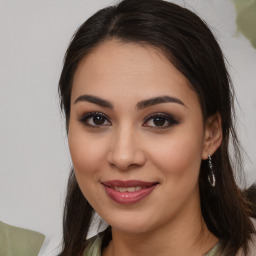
[101,180,158,204]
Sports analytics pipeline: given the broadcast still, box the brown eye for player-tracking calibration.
[152,117,166,126]
[80,112,111,127]
[92,115,106,125]
[143,113,178,128]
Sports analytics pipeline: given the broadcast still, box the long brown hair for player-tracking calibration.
[58,0,256,255]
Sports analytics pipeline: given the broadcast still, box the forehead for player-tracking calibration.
[71,39,199,108]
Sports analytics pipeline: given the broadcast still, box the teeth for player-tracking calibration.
[113,186,142,192]
[127,187,136,192]
[119,187,127,192]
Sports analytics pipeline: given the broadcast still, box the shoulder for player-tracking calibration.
[84,234,103,256]
[0,221,45,256]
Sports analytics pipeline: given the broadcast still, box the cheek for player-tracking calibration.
[68,127,109,207]
[150,126,204,182]
[68,125,107,180]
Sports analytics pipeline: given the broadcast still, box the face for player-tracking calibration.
[68,40,209,234]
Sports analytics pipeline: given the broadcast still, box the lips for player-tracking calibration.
[101,180,159,204]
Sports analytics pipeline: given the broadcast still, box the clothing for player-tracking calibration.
[84,219,256,255]
[83,235,220,256]
[84,235,102,256]
[0,221,45,256]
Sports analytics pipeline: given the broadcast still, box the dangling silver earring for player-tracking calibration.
[208,154,216,187]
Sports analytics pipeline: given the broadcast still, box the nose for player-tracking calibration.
[107,126,146,171]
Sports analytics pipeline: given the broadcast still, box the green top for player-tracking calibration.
[83,235,220,256]
[0,221,45,256]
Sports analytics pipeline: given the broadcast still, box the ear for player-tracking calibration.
[202,112,223,160]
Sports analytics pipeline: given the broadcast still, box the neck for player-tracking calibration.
[103,201,218,256]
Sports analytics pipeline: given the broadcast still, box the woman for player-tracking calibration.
[58,0,256,255]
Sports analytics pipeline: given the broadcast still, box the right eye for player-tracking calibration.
[79,112,111,127]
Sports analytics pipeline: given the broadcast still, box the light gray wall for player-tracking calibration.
[0,0,255,243]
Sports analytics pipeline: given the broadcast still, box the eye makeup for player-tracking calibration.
[79,112,111,128]
[142,112,179,129]
[78,110,179,130]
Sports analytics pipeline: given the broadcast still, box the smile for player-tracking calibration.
[101,180,159,204]
[113,186,144,192]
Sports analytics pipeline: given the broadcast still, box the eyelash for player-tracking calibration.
[79,112,111,128]
[79,112,178,129]
[143,112,178,128]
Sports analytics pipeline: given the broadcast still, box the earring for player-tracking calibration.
[208,154,216,187]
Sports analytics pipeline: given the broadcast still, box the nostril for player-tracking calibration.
[106,136,146,170]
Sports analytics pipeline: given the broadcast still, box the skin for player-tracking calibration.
[68,40,222,256]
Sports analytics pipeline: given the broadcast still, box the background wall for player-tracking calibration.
[0,0,255,252]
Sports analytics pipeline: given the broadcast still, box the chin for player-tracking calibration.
[101,210,160,234]
[111,222,153,234]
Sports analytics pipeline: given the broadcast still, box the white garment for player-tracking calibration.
[38,236,62,256]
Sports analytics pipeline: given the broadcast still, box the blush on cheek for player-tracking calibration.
[154,138,202,178]
[70,147,97,177]
[69,131,94,169]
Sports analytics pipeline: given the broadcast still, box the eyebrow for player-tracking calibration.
[136,96,186,109]
[74,95,113,108]
[74,94,186,109]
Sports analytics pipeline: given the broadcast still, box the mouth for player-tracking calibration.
[101,180,159,204]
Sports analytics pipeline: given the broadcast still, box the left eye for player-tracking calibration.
[143,114,178,128]
[79,112,111,127]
